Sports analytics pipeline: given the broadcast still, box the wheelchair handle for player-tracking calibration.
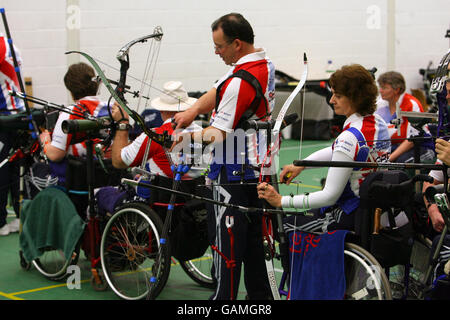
[411,174,434,184]
[373,208,382,234]
[424,184,445,204]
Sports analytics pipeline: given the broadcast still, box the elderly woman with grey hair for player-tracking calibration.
[375,71,435,163]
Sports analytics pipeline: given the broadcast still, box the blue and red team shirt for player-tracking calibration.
[208,49,275,181]
[0,34,24,114]
[51,96,107,157]
[330,113,391,214]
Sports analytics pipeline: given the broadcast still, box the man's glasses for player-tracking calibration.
[213,39,235,51]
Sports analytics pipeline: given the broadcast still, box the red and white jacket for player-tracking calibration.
[209,49,276,181]
[375,92,424,146]
[120,119,206,179]
[51,96,107,157]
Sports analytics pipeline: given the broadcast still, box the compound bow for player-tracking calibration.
[66,26,172,148]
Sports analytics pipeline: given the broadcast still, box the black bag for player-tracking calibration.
[356,170,415,268]
[370,221,414,267]
[170,199,209,261]
[291,119,331,140]
[65,156,127,191]
[148,175,203,205]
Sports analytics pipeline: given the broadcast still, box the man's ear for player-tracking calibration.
[233,39,243,51]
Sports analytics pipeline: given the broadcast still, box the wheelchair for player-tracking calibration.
[19,139,130,290]
[99,170,215,300]
[276,169,432,300]
[19,140,214,300]
[352,169,438,299]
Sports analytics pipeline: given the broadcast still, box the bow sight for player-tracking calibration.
[430,49,450,94]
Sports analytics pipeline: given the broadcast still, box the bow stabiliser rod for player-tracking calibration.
[293,159,445,171]
[120,177,310,216]
[10,90,95,120]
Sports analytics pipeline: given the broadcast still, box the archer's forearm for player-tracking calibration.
[44,144,66,162]
[194,88,217,115]
[111,131,130,169]
[389,140,413,162]
[193,126,227,145]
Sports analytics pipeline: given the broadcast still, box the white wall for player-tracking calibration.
[0,0,449,112]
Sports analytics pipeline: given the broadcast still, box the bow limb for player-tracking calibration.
[259,53,308,179]
[66,51,132,118]
[66,50,171,148]
[259,53,308,300]
[273,53,308,135]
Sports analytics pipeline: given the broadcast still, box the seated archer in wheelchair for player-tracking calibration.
[19,62,126,267]
[258,64,390,234]
[257,64,394,299]
[37,62,124,205]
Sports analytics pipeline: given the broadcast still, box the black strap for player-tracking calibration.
[72,102,89,118]
[215,69,270,128]
[387,207,397,229]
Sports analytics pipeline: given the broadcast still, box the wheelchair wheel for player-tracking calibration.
[388,234,432,299]
[179,246,216,289]
[32,244,80,281]
[344,242,392,300]
[409,235,432,298]
[100,202,170,300]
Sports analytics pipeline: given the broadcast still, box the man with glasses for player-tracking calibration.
[173,13,275,300]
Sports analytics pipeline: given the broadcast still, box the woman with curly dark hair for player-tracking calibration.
[257,64,391,232]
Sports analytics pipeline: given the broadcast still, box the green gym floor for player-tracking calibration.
[0,139,331,301]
